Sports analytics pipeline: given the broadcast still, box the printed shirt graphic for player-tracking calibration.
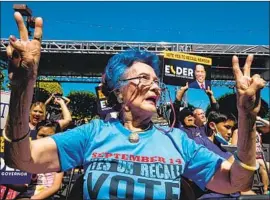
[255,131,263,159]
[16,172,56,198]
[51,119,224,199]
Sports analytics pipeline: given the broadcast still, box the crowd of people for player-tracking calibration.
[1,12,269,200]
[1,92,72,199]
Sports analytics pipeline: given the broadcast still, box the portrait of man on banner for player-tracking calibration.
[189,64,211,90]
[162,52,212,90]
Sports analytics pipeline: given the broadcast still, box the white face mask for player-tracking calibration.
[214,124,229,145]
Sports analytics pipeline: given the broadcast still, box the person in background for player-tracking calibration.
[257,116,270,144]
[15,120,64,200]
[45,95,72,131]
[192,111,240,199]
[256,116,270,135]
[175,107,207,139]
[0,102,46,200]
[4,12,266,199]
[45,93,71,123]
[170,83,219,137]
[193,86,219,127]
[231,116,270,195]
[45,93,70,107]
[189,64,211,90]
[29,102,46,130]
[193,108,207,127]
[207,111,236,147]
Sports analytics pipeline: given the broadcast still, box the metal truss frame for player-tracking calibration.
[1,39,269,84]
[36,75,270,88]
[37,75,102,83]
[1,39,269,55]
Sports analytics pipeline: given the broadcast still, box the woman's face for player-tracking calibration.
[120,62,161,117]
[30,105,45,125]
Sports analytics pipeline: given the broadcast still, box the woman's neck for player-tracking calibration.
[121,111,152,132]
[29,122,36,130]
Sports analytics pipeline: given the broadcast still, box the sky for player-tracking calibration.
[1,1,269,44]
[1,1,269,110]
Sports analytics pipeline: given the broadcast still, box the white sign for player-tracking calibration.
[1,90,10,129]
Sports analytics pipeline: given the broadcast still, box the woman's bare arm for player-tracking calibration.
[54,98,72,130]
[44,93,54,106]
[4,12,60,174]
[206,55,266,193]
[61,96,71,105]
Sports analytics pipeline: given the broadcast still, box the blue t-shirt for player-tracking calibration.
[194,137,232,160]
[51,119,224,199]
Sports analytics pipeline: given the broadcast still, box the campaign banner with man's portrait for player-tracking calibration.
[0,90,33,184]
[162,51,212,90]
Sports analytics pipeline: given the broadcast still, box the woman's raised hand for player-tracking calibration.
[6,12,43,81]
[232,54,266,115]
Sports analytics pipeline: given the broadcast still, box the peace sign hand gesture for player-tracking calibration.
[232,55,266,115]
[6,12,43,81]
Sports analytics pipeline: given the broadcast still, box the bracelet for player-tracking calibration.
[2,128,31,143]
[234,151,259,171]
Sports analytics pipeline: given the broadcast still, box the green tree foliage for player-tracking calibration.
[0,71,4,90]
[33,80,63,102]
[206,93,269,119]
[0,61,6,90]
[67,91,98,119]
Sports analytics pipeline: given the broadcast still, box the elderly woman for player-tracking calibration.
[4,12,266,199]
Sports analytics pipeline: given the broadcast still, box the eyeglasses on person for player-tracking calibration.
[119,75,161,87]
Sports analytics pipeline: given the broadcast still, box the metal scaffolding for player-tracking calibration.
[35,75,269,88]
[1,39,269,83]
[1,39,269,55]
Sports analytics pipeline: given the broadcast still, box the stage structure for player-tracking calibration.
[1,39,269,87]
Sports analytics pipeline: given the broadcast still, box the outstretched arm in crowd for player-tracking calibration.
[175,82,189,103]
[4,12,60,173]
[205,54,266,193]
[205,86,220,111]
[54,97,72,130]
[61,96,71,105]
[170,82,188,126]
[44,93,55,106]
